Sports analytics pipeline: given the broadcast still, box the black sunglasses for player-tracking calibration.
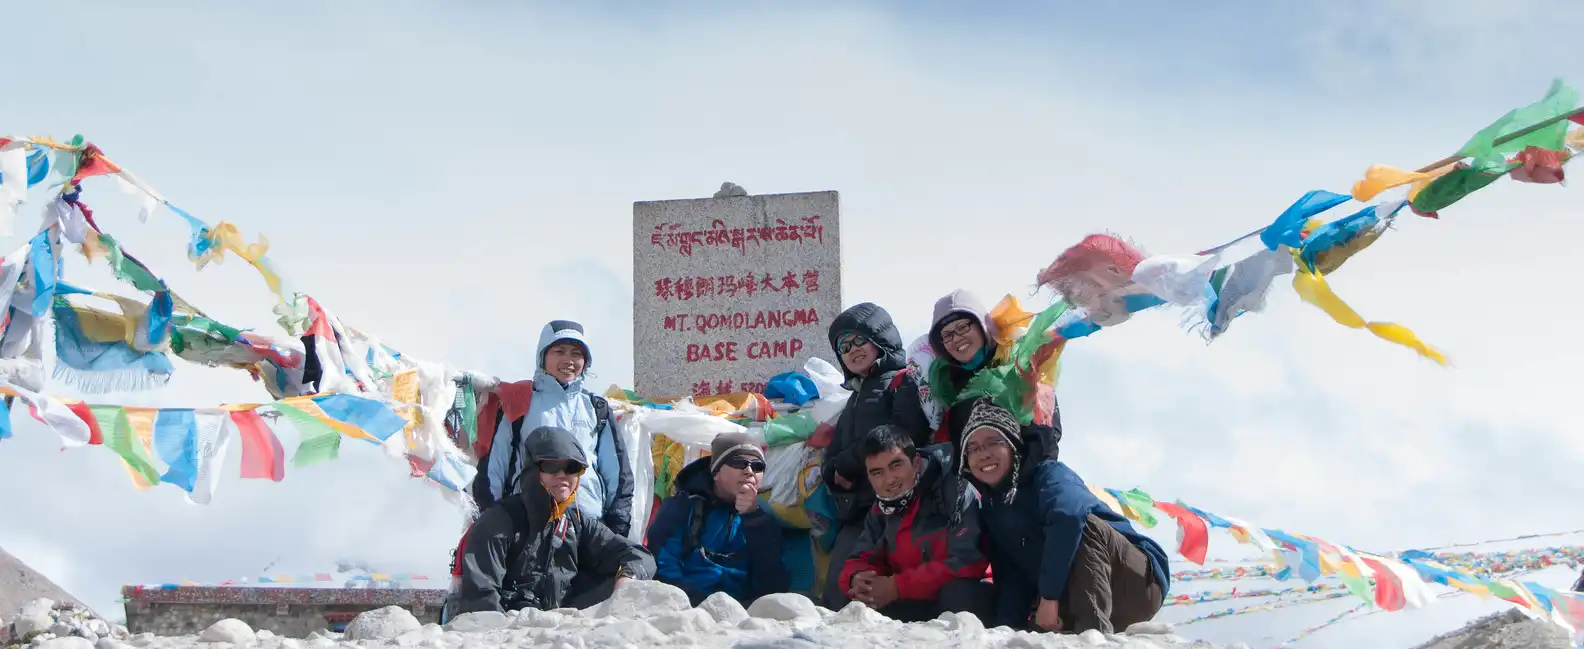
[723,457,766,473]
[836,334,871,355]
[537,459,586,475]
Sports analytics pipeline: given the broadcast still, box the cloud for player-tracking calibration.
[0,2,1581,647]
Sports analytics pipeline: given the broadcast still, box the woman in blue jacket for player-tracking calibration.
[645,433,790,606]
[959,398,1170,633]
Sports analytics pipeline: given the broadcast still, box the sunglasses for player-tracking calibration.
[537,460,586,476]
[722,457,766,473]
[837,334,871,356]
[940,320,977,345]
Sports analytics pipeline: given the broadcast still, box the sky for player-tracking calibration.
[1,1,1583,646]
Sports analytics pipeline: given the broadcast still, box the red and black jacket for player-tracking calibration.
[839,443,989,601]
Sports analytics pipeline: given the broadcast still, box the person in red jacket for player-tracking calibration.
[836,424,993,622]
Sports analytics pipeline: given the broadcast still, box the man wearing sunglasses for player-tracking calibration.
[836,424,993,622]
[646,433,790,606]
[457,426,654,615]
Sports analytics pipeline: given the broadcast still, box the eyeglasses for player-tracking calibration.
[837,334,871,356]
[963,437,1011,457]
[537,460,586,475]
[940,320,977,345]
[723,457,766,473]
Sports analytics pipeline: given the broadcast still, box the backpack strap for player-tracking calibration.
[586,392,611,456]
[681,496,709,556]
[503,417,527,495]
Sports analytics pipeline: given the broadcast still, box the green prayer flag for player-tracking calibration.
[1117,488,1159,528]
[92,405,161,486]
[1457,79,1579,164]
[763,413,818,446]
[99,233,166,292]
[274,403,341,468]
[460,384,478,448]
[1411,159,1518,214]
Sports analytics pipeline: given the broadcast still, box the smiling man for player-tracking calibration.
[835,424,992,622]
[646,432,790,606]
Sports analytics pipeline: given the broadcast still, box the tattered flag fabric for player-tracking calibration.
[51,298,174,393]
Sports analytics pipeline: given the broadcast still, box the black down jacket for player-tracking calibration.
[457,426,655,614]
[822,303,934,523]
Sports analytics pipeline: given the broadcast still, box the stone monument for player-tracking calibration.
[633,188,841,398]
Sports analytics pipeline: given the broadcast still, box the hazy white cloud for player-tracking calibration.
[0,2,1580,646]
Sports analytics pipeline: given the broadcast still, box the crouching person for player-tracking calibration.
[959,398,1170,633]
[647,433,790,606]
[836,424,993,622]
[458,426,655,614]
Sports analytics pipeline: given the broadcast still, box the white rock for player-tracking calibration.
[13,600,56,640]
[37,637,94,649]
[737,618,777,631]
[583,580,691,619]
[93,638,126,649]
[48,623,73,638]
[512,609,566,629]
[650,608,715,635]
[1077,628,1109,646]
[745,594,819,621]
[936,610,984,634]
[305,638,336,649]
[254,630,276,640]
[83,621,110,639]
[697,592,749,626]
[198,618,256,644]
[549,607,585,618]
[127,633,155,647]
[1124,621,1172,636]
[442,612,508,633]
[583,619,665,646]
[342,606,420,641]
[1119,640,1159,649]
[278,640,302,649]
[831,602,887,627]
[110,626,129,641]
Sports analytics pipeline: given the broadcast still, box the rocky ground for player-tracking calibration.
[7,583,1246,649]
[1409,607,1573,649]
[1,598,127,648]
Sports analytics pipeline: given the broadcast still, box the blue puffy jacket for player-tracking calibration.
[645,457,790,606]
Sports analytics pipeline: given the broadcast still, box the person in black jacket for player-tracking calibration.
[820,302,933,607]
[458,426,655,614]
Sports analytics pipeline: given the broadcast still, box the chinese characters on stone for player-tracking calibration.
[650,216,827,257]
[655,270,820,302]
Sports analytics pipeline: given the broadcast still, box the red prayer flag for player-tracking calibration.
[68,144,122,185]
[64,401,103,445]
[1153,501,1209,565]
[231,410,285,481]
[1361,557,1407,611]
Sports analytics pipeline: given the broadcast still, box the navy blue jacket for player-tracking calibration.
[978,460,1170,628]
[645,457,790,606]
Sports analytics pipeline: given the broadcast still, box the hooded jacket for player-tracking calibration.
[457,426,655,614]
[823,303,933,522]
[477,321,635,536]
[972,455,1170,629]
[838,443,988,602]
[644,457,791,606]
[928,290,1062,460]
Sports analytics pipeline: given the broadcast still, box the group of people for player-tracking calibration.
[449,291,1172,634]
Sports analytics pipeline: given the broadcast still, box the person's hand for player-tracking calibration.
[865,576,899,609]
[1034,598,1062,632]
[847,571,876,600]
[735,484,758,514]
[833,472,853,489]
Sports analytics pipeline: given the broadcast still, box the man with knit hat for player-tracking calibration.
[959,398,1169,634]
[646,432,790,606]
